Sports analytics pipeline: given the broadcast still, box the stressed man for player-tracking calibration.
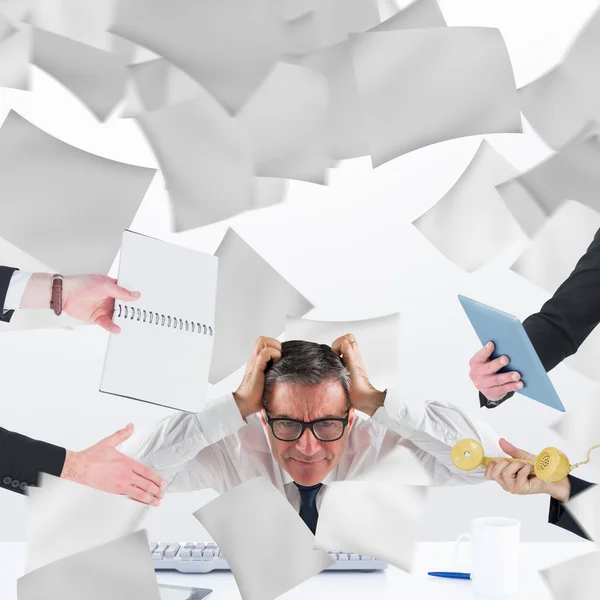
[119,334,501,531]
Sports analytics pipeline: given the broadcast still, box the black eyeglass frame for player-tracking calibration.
[265,411,350,442]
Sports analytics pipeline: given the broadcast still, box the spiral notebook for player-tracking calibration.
[100,231,218,412]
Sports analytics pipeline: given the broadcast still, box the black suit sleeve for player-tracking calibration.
[481,228,600,409]
[0,266,19,323]
[548,475,595,540]
[0,427,66,495]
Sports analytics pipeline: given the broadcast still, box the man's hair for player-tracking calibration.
[262,340,351,411]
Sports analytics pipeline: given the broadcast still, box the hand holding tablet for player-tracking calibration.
[459,295,566,412]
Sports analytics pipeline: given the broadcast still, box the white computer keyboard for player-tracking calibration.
[150,542,388,573]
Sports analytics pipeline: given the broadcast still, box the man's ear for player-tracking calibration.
[347,407,355,430]
[259,409,268,428]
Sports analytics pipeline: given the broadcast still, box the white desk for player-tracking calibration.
[0,542,595,599]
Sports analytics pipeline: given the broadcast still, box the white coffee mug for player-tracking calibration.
[454,517,521,596]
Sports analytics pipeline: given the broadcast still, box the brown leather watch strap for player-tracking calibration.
[50,274,63,316]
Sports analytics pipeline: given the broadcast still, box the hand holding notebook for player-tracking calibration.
[100,231,218,412]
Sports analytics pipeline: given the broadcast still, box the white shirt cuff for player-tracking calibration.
[371,388,418,437]
[3,271,32,312]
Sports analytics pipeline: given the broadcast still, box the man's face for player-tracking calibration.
[260,380,354,486]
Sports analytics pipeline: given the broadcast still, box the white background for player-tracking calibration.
[1,0,599,544]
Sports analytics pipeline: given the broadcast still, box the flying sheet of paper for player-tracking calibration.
[18,529,161,600]
[237,62,332,184]
[26,0,123,53]
[110,0,286,114]
[0,111,156,274]
[252,177,289,210]
[194,477,333,600]
[31,27,127,121]
[285,313,400,391]
[0,11,16,40]
[26,0,152,63]
[296,0,445,161]
[518,68,594,151]
[350,27,522,167]
[561,7,600,123]
[370,0,446,31]
[0,236,80,331]
[126,58,203,115]
[377,0,400,20]
[510,200,600,293]
[515,134,600,215]
[413,141,524,271]
[0,21,28,90]
[495,178,548,238]
[136,96,254,232]
[296,41,368,160]
[566,485,600,542]
[25,473,149,573]
[284,0,380,55]
[285,12,321,55]
[315,480,427,572]
[209,228,313,383]
[278,0,319,21]
[0,0,35,23]
[540,550,600,600]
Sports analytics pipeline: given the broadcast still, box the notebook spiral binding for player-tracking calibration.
[115,302,214,336]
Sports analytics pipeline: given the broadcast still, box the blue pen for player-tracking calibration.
[428,571,471,580]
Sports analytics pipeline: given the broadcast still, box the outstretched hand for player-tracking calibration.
[485,438,571,503]
[62,275,140,333]
[21,273,140,333]
[61,424,165,506]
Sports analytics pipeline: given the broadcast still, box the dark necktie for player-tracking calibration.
[294,482,323,534]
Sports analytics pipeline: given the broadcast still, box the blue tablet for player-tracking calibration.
[458,295,566,412]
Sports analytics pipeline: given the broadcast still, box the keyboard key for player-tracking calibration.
[154,543,168,558]
[205,542,217,550]
[361,555,373,561]
[349,554,360,561]
[192,548,204,560]
[165,543,180,558]
[338,553,349,561]
[194,542,206,550]
[184,542,196,550]
[202,549,214,560]
[328,552,339,560]
[178,548,192,561]
[149,542,158,554]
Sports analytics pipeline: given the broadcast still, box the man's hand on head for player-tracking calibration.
[331,333,386,416]
[234,336,282,420]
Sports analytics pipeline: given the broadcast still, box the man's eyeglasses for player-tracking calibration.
[265,412,349,442]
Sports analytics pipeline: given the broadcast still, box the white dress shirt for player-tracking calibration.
[3,271,32,313]
[119,390,504,512]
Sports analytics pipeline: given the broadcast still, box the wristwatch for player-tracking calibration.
[50,274,63,316]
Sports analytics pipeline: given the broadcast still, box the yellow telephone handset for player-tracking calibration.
[450,439,599,483]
